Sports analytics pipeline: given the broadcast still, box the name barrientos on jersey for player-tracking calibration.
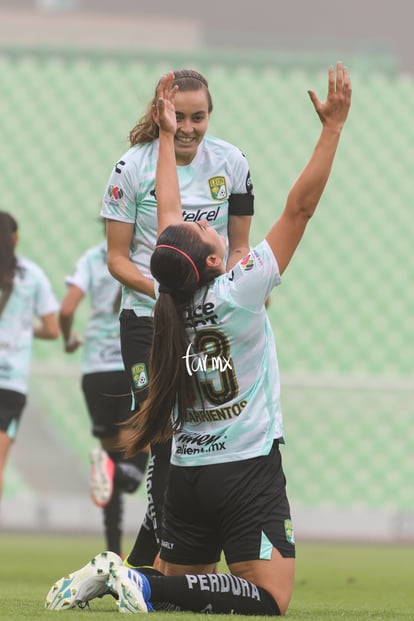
[185,399,247,423]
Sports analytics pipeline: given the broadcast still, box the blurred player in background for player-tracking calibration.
[101,69,254,567]
[0,211,59,506]
[59,223,148,556]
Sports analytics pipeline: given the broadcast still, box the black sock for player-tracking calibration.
[125,441,171,567]
[103,488,122,555]
[147,573,281,616]
[146,440,171,540]
[126,512,159,567]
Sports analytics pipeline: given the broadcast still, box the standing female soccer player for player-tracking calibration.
[59,226,148,556]
[0,211,59,503]
[45,62,351,615]
[100,69,254,566]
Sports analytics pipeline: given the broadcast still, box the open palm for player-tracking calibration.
[154,72,178,135]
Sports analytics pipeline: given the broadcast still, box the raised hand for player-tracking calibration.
[307,62,352,130]
[153,72,178,135]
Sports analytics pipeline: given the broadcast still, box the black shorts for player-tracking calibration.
[81,371,133,438]
[119,311,153,407]
[0,388,26,439]
[160,440,295,566]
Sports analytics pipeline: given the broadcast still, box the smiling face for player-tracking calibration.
[173,89,211,165]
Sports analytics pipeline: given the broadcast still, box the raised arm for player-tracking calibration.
[226,214,252,270]
[266,62,351,275]
[153,72,181,236]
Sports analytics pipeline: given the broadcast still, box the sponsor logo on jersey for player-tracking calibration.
[175,431,227,455]
[182,206,221,222]
[107,185,124,201]
[131,362,148,389]
[184,301,218,328]
[208,176,228,200]
[240,253,254,271]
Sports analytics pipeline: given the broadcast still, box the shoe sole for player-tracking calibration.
[45,551,121,610]
[107,567,149,613]
[90,448,115,507]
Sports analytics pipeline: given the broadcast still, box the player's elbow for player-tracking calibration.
[107,254,121,281]
[287,187,320,221]
[59,302,73,320]
[42,321,60,340]
[48,326,60,340]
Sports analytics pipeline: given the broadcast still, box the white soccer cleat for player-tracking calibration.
[90,447,115,507]
[106,565,153,613]
[44,551,122,610]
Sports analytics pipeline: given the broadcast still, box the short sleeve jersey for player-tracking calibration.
[171,240,283,467]
[0,257,58,394]
[100,135,253,317]
[64,241,125,375]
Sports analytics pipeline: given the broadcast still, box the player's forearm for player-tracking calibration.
[287,125,342,220]
[156,130,181,233]
[58,312,74,345]
[108,255,155,299]
[34,314,60,340]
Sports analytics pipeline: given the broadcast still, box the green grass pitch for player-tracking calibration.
[0,533,413,620]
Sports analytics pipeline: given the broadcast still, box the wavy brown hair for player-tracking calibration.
[126,224,221,455]
[129,69,213,146]
[0,212,18,316]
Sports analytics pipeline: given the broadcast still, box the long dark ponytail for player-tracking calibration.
[0,212,18,316]
[126,224,220,454]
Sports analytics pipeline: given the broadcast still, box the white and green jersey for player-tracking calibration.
[100,135,253,318]
[171,240,283,467]
[0,257,58,395]
[64,241,124,375]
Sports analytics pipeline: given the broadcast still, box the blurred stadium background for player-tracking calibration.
[1,0,413,543]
